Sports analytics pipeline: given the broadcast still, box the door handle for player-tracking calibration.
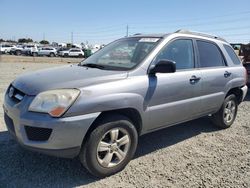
[190,75,201,84]
[224,71,231,78]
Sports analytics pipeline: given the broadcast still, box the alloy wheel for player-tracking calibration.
[96,128,131,168]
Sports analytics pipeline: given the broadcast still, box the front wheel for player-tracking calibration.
[79,114,138,178]
[211,94,238,128]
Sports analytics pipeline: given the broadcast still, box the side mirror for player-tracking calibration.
[149,59,176,75]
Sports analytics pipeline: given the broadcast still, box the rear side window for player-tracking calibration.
[197,41,224,67]
[224,45,241,65]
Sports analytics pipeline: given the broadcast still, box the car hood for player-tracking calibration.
[12,64,128,95]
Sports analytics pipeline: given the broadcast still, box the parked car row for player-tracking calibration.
[0,44,90,58]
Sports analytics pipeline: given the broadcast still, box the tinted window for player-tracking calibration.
[197,41,224,67]
[155,39,194,70]
[224,45,241,65]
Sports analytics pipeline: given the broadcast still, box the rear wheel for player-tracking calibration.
[64,53,68,57]
[79,114,138,178]
[211,94,238,128]
[50,53,55,57]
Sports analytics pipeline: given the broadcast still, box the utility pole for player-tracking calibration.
[71,32,74,44]
[126,25,129,37]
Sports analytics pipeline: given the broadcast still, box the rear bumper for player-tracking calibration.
[241,85,248,101]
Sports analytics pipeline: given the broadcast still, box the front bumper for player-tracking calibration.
[3,91,100,158]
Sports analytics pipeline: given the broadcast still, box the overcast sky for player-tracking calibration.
[0,0,250,44]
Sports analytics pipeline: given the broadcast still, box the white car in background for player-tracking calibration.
[37,47,57,57]
[22,44,39,56]
[10,45,24,55]
[0,44,16,54]
[59,48,84,57]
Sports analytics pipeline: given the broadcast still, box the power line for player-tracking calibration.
[129,17,250,31]
[128,10,250,26]
[200,26,250,33]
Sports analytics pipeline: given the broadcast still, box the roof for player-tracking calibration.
[127,29,227,43]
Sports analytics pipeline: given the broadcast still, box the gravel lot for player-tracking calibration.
[0,61,249,188]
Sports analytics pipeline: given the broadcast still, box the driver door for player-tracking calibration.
[145,39,202,131]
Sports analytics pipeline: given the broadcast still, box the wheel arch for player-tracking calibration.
[226,87,243,104]
[82,108,143,146]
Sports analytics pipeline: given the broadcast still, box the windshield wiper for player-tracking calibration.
[79,63,105,69]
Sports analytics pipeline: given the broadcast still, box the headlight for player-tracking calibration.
[29,89,80,117]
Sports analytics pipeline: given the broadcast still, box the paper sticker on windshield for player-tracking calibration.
[139,38,159,43]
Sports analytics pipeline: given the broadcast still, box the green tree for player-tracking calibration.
[39,40,50,45]
[18,38,33,43]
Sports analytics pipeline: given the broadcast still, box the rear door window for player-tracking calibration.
[197,40,225,68]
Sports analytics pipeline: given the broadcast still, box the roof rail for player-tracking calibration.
[175,29,227,42]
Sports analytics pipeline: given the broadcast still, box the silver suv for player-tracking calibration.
[3,30,248,177]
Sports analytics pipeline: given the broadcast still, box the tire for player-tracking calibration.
[79,54,83,58]
[32,52,38,57]
[50,53,55,57]
[16,50,21,56]
[211,94,238,129]
[64,53,68,57]
[79,114,138,178]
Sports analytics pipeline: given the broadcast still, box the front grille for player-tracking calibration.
[8,85,25,102]
[24,126,52,141]
[4,113,15,135]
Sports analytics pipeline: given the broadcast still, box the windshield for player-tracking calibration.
[80,37,161,70]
